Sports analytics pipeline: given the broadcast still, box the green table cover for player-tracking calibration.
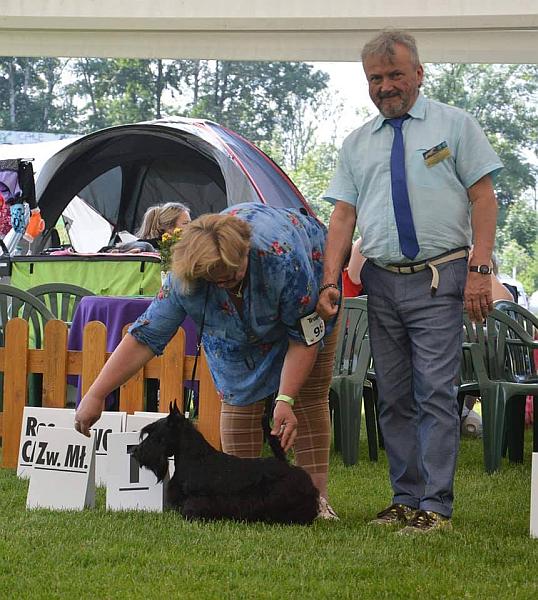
[10,255,162,297]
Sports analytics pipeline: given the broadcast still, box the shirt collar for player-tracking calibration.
[372,93,426,133]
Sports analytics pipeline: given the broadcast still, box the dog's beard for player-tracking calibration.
[132,444,169,482]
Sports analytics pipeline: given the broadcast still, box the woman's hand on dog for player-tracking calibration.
[271,401,298,452]
[75,393,105,437]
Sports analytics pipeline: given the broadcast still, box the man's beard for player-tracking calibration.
[377,92,408,118]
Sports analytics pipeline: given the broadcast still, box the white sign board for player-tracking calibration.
[106,432,168,512]
[126,412,167,432]
[132,412,175,477]
[91,411,126,487]
[531,452,538,539]
[17,407,76,479]
[26,427,95,511]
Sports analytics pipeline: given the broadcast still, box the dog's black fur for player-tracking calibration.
[132,402,319,525]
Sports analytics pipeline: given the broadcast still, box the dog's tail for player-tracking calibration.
[262,414,287,462]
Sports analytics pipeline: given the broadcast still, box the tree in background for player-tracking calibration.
[188,61,328,144]
[288,143,339,226]
[423,64,538,224]
[417,64,538,293]
[1,58,328,146]
[69,58,194,131]
[0,57,76,132]
[496,200,538,291]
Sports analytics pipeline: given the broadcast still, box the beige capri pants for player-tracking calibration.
[220,314,341,477]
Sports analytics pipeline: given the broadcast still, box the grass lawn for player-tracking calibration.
[1,433,537,599]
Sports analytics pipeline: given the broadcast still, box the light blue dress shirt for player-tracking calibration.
[324,94,503,264]
[128,203,333,406]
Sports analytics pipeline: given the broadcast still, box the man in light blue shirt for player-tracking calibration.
[317,30,502,533]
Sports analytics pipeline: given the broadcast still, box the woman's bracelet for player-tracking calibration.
[318,283,339,294]
[275,394,295,407]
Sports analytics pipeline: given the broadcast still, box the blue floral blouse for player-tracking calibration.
[129,203,336,406]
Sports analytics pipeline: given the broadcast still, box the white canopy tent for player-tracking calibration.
[1,1,537,63]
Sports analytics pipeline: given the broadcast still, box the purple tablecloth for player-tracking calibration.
[68,296,198,406]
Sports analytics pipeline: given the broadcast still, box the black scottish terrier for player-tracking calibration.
[132,402,319,525]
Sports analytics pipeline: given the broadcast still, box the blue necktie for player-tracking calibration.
[387,116,419,260]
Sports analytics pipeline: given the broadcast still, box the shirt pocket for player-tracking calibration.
[409,147,454,189]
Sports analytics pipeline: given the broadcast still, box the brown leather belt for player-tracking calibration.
[377,248,469,294]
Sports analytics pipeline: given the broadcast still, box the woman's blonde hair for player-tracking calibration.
[136,202,190,239]
[172,213,251,293]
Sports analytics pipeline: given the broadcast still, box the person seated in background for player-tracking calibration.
[342,238,366,297]
[106,202,191,253]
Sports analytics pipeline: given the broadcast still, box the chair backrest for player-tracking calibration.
[486,304,537,383]
[461,312,488,386]
[27,283,95,325]
[0,284,55,348]
[493,300,537,381]
[333,296,370,382]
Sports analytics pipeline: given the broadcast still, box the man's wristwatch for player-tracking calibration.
[469,265,493,275]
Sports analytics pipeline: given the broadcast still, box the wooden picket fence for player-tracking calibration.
[0,318,221,469]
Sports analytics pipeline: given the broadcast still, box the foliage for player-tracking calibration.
[1,435,538,599]
[495,201,538,292]
[288,143,340,226]
[423,64,538,214]
[519,238,538,293]
[497,200,538,252]
[498,238,538,293]
[158,227,182,272]
[0,57,77,132]
[187,60,328,146]
[0,58,329,157]
[498,239,532,277]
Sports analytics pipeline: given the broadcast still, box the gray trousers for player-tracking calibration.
[360,257,467,517]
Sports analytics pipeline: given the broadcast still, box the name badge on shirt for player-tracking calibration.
[299,312,325,346]
[423,141,451,167]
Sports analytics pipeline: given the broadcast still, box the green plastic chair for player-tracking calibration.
[464,307,538,473]
[491,301,538,461]
[27,283,95,326]
[0,284,55,408]
[0,284,55,348]
[458,313,486,414]
[330,296,377,466]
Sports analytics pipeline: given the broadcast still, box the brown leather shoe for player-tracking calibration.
[369,503,416,525]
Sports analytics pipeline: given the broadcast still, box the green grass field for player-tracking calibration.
[1,433,537,600]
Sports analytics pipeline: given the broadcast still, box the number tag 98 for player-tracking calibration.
[299,312,325,346]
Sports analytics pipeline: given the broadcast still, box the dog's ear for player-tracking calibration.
[169,400,183,419]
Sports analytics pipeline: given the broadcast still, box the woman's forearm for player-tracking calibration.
[75,334,156,435]
[85,333,155,397]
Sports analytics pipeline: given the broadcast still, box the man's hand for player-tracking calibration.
[74,392,105,437]
[464,272,493,322]
[316,287,341,321]
[271,401,298,452]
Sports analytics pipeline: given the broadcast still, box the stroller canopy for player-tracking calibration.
[34,117,313,251]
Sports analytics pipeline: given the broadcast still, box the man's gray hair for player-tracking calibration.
[361,30,421,67]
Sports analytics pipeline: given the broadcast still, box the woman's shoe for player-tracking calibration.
[317,496,339,520]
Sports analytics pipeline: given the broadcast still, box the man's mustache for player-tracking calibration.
[378,91,401,100]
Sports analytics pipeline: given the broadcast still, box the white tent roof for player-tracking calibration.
[1,1,537,63]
